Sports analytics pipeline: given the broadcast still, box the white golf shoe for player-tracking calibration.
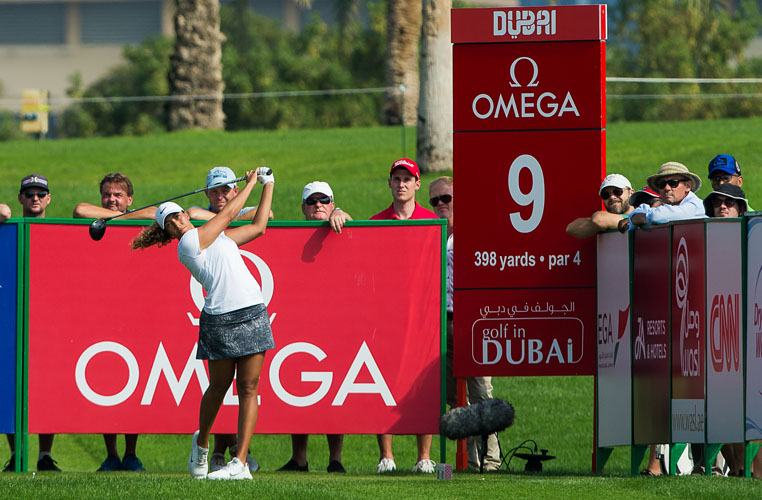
[188,430,209,479]
[207,457,252,480]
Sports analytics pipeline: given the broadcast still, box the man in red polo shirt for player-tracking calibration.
[371,158,436,474]
[370,158,436,221]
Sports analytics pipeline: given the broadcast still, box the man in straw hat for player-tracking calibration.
[621,162,705,232]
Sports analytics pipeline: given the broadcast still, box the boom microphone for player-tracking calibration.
[439,398,515,440]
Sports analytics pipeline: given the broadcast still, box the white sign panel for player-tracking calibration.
[706,221,744,444]
[596,231,631,447]
[747,217,762,440]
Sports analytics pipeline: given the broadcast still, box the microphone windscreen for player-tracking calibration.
[439,398,515,440]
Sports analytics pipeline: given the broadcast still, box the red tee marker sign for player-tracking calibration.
[452,5,606,377]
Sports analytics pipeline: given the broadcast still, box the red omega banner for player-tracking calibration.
[26,222,442,434]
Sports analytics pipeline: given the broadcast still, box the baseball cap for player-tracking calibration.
[206,166,238,189]
[599,174,631,195]
[302,181,333,201]
[708,154,741,178]
[20,173,49,193]
[390,158,420,180]
[155,202,184,230]
[629,186,660,208]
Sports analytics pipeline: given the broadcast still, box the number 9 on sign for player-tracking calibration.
[508,154,545,233]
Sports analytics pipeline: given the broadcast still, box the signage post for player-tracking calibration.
[451,5,606,379]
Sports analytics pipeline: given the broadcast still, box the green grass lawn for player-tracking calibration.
[1,118,761,497]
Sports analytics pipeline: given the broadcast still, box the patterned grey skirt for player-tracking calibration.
[197,303,275,360]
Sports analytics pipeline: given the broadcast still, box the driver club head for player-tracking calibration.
[89,219,107,241]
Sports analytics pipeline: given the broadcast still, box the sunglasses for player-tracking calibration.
[654,178,687,189]
[711,197,737,208]
[304,196,331,205]
[429,194,452,206]
[600,187,623,200]
[710,174,738,184]
[23,191,48,199]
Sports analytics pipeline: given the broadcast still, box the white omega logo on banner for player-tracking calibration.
[187,249,275,325]
[471,56,579,120]
[75,341,140,406]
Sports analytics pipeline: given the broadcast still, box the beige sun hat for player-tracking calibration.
[646,162,702,193]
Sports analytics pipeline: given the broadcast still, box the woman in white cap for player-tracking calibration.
[131,167,274,480]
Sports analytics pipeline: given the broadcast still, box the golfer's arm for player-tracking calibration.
[197,180,257,249]
[227,183,273,246]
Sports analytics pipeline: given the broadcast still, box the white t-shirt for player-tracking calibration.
[177,228,264,314]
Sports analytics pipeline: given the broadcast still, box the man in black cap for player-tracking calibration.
[4,174,60,472]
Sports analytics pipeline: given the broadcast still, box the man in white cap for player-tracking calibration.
[277,181,351,474]
[566,173,634,239]
[622,162,705,232]
[188,166,273,221]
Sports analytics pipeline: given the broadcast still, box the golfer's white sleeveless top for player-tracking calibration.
[177,228,264,314]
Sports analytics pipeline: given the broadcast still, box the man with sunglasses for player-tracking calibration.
[371,158,436,474]
[708,154,744,190]
[6,174,60,472]
[73,173,150,472]
[276,181,351,475]
[566,174,634,239]
[622,162,705,232]
[429,176,501,471]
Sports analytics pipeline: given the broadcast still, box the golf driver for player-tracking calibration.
[88,169,271,241]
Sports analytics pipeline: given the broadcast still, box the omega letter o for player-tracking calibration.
[75,341,140,407]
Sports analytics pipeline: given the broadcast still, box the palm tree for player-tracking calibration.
[383,0,422,126]
[417,0,452,172]
[168,0,226,130]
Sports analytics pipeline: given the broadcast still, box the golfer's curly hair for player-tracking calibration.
[130,222,173,250]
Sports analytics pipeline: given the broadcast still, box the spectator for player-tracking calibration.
[628,186,662,210]
[188,166,273,222]
[73,173,149,472]
[73,173,156,221]
[370,158,437,474]
[566,174,634,239]
[277,181,352,474]
[620,162,705,232]
[4,174,59,472]
[0,204,10,222]
[703,184,747,218]
[708,154,743,190]
[430,176,501,471]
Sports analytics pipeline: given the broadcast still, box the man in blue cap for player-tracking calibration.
[708,154,744,190]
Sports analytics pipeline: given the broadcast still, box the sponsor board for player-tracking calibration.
[632,226,671,445]
[26,223,442,434]
[670,223,705,443]
[451,5,607,44]
[746,216,762,440]
[453,42,604,132]
[596,231,631,447]
[0,223,17,433]
[705,220,743,444]
[454,288,595,377]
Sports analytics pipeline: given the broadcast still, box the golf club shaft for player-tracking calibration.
[104,176,248,222]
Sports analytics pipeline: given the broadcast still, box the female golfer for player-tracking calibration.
[131,167,274,480]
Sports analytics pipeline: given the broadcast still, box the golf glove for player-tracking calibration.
[257,167,274,185]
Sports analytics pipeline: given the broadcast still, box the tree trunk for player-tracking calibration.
[383,0,421,126]
[168,0,226,130]
[417,0,452,172]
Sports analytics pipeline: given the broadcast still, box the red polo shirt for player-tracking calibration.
[370,201,437,220]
